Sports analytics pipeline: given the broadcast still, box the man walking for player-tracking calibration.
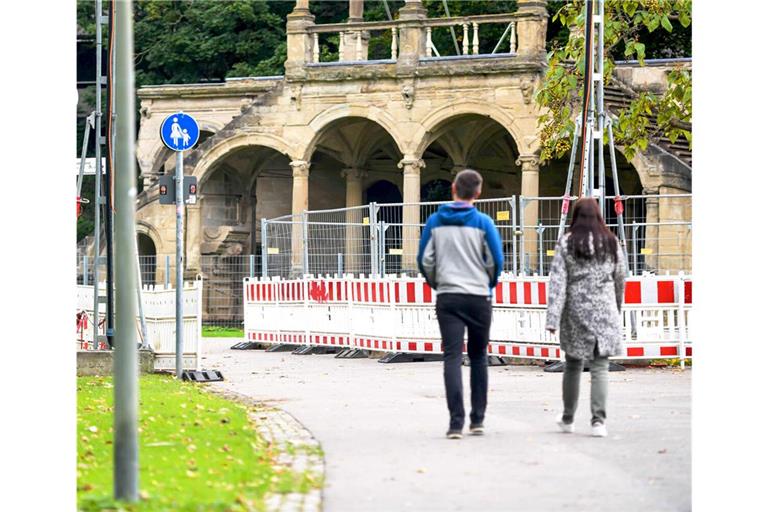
[417,169,504,439]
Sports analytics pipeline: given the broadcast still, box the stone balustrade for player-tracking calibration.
[303,12,537,65]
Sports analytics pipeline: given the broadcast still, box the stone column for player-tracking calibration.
[518,155,540,272]
[399,157,425,275]
[340,0,370,61]
[516,0,548,59]
[185,203,202,278]
[342,168,366,274]
[641,187,659,272]
[657,185,691,273]
[285,1,315,78]
[349,0,363,21]
[290,160,310,275]
[396,0,427,71]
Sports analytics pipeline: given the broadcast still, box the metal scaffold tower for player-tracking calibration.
[76,0,116,349]
[556,0,629,270]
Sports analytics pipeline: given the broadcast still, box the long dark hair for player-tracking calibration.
[566,198,618,262]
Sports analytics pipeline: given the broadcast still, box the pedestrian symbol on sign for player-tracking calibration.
[160,112,200,151]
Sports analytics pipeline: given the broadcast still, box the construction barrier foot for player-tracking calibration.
[231,341,266,350]
[182,369,224,382]
[462,355,507,367]
[292,345,342,355]
[378,352,444,364]
[543,361,626,373]
[335,348,370,359]
[265,344,301,353]
[309,346,344,355]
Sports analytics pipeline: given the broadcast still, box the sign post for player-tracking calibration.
[160,112,200,379]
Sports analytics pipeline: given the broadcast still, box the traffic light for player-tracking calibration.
[186,179,197,204]
[157,175,198,205]
[158,175,174,205]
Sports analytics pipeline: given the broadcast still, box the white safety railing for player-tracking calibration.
[76,281,203,371]
[243,273,692,365]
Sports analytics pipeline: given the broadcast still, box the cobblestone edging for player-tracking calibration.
[255,407,324,512]
[208,389,324,512]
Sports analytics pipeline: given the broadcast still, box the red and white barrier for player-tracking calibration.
[243,274,692,362]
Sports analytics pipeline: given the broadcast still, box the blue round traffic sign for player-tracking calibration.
[160,112,200,151]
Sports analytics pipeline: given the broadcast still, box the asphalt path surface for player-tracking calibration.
[204,339,690,512]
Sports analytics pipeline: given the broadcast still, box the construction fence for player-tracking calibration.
[243,273,693,365]
[74,194,690,330]
[77,254,263,329]
[262,194,692,279]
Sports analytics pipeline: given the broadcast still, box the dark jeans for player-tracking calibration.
[436,293,492,431]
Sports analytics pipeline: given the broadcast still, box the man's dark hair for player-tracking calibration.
[453,169,483,200]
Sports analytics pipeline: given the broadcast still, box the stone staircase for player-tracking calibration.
[604,82,692,169]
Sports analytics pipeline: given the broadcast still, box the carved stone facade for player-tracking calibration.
[133,0,691,281]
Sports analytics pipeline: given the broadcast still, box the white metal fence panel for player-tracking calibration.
[76,281,203,371]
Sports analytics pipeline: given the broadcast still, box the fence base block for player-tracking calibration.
[335,348,370,359]
[231,341,266,350]
[543,361,626,373]
[265,343,302,353]
[292,345,343,355]
[378,352,444,364]
[182,369,224,382]
[462,355,507,367]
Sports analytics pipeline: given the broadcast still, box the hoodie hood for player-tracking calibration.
[435,202,476,226]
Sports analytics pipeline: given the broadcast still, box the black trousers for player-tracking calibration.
[436,293,493,430]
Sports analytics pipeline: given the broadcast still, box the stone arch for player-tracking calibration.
[191,132,294,184]
[144,120,223,175]
[365,179,403,204]
[412,101,531,158]
[421,179,453,202]
[302,104,409,162]
[136,220,164,255]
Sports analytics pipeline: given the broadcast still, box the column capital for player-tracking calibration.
[643,187,661,204]
[290,160,310,178]
[341,167,367,180]
[517,0,548,16]
[398,157,425,174]
[287,1,314,32]
[450,164,467,177]
[399,0,427,19]
[516,154,540,171]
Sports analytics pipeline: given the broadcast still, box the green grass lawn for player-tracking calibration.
[202,326,245,338]
[77,375,311,511]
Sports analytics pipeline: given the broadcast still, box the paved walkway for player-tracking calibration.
[204,339,690,512]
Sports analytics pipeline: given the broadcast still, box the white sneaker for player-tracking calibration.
[557,416,575,433]
[591,422,608,437]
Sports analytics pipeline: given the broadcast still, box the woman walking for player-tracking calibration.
[545,198,626,437]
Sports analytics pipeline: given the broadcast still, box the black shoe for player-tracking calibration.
[446,429,463,439]
[469,423,484,435]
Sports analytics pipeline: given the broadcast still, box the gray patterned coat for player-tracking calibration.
[545,233,627,360]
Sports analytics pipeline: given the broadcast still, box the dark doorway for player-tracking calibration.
[137,233,156,286]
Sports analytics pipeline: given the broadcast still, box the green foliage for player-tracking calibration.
[77,375,318,511]
[202,326,246,338]
[132,1,288,86]
[535,0,692,163]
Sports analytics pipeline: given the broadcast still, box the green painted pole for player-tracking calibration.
[113,0,139,501]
